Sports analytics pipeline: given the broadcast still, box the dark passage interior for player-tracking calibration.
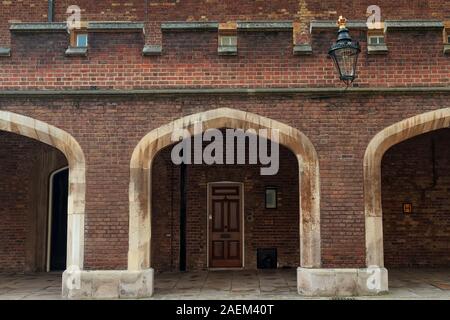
[151,129,300,272]
[382,128,450,267]
[0,130,68,273]
[49,168,69,271]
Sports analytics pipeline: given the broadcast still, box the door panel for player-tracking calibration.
[212,201,225,232]
[228,241,240,259]
[209,185,242,268]
[212,241,225,259]
[228,201,239,232]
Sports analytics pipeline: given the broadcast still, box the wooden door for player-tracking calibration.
[209,184,243,268]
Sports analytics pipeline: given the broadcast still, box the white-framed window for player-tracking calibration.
[76,33,88,47]
[219,35,237,47]
[368,35,385,45]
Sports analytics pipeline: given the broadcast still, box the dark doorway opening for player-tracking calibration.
[382,128,450,268]
[49,168,68,271]
[150,128,300,273]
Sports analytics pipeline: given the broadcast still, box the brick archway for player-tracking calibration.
[0,110,86,269]
[364,108,450,267]
[128,108,321,272]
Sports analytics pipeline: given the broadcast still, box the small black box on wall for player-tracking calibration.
[257,248,277,269]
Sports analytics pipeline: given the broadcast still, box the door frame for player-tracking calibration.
[206,182,245,269]
[46,166,69,272]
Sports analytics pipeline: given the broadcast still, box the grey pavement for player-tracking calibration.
[0,268,449,300]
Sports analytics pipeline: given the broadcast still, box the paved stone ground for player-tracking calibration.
[152,269,299,300]
[0,272,62,300]
[0,269,448,300]
[375,268,450,300]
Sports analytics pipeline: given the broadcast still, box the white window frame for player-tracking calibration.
[219,35,237,47]
[368,35,385,45]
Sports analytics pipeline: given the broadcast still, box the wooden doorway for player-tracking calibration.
[208,183,243,268]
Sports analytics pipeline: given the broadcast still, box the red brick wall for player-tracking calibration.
[0,130,67,272]
[151,140,299,272]
[0,1,449,89]
[0,93,449,270]
[0,1,448,274]
[2,0,450,46]
[0,132,31,272]
[151,148,181,271]
[382,128,450,267]
[0,0,48,45]
[1,28,449,89]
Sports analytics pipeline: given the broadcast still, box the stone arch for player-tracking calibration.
[129,108,321,271]
[364,108,450,267]
[0,110,86,269]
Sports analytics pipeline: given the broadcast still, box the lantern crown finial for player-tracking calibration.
[337,16,347,29]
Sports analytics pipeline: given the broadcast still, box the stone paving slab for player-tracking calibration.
[0,269,449,300]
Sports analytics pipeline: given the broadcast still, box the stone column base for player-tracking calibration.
[297,267,388,297]
[62,268,154,299]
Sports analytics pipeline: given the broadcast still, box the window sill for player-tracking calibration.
[0,47,11,57]
[65,47,88,57]
[444,44,450,55]
[142,45,162,56]
[218,45,237,56]
[367,44,389,55]
[293,44,313,55]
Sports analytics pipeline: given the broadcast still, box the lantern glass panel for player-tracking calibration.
[330,45,359,83]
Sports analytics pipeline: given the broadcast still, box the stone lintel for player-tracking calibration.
[10,22,145,33]
[237,21,293,31]
[310,20,367,33]
[161,22,219,31]
[87,22,145,32]
[161,21,293,32]
[310,20,444,33]
[297,267,389,297]
[10,22,67,33]
[384,20,444,31]
[62,268,154,299]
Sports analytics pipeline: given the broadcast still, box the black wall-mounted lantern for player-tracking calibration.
[328,16,361,86]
